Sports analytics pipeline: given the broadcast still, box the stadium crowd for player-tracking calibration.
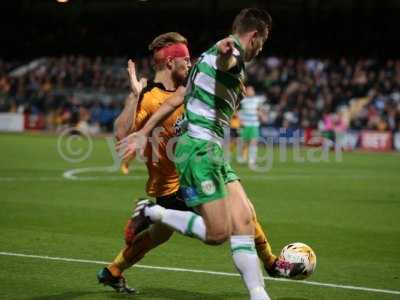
[0,56,399,134]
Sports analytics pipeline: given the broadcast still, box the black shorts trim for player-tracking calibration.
[156,189,193,212]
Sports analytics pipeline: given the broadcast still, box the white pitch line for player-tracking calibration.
[62,166,119,180]
[0,251,399,296]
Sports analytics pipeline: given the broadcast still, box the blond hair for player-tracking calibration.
[148,32,187,52]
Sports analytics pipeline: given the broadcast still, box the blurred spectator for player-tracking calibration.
[0,56,399,134]
[246,57,400,133]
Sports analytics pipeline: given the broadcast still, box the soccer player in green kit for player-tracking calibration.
[122,8,304,300]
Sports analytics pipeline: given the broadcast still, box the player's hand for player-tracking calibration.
[216,38,237,71]
[127,59,147,98]
[217,37,235,56]
[115,130,147,160]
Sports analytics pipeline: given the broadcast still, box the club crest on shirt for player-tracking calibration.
[201,180,216,196]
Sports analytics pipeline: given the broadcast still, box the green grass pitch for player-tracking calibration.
[0,133,399,300]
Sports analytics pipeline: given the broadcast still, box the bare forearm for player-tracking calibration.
[141,102,176,136]
[114,93,139,140]
[141,87,185,136]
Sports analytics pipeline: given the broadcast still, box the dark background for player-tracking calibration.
[1,0,400,60]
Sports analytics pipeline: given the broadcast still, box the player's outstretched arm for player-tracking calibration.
[216,37,238,71]
[116,86,185,159]
[114,92,139,141]
[114,59,147,141]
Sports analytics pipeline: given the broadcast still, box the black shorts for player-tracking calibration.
[230,128,239,138]
[156,189,194,212]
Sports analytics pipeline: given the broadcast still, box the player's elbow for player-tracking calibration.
[114,130,125,141]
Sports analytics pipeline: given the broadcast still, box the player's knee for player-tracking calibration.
[232,210,254,234]
[243,211,253,227]
[205,228,230,245]
[240,206,253,224]
[205,234,228,245]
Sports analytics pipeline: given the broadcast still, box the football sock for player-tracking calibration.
[120,155,132,175]
[145,205,206,241]
[143,204,166,222]
[120,160,130,175]
[254,218,277,270]
[108,229,154,277]
[230,140,236,153]
[249,143,258,165]
[231,235,269,300]
[237,139,247,163]
[239,144,249,163]
[243,144,249,161]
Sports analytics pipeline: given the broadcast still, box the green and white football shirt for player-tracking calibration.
[184,35,246,147]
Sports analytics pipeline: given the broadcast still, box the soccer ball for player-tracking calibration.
[280,242,317,280]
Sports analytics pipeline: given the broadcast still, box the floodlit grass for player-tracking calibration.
[1,133,399,300]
